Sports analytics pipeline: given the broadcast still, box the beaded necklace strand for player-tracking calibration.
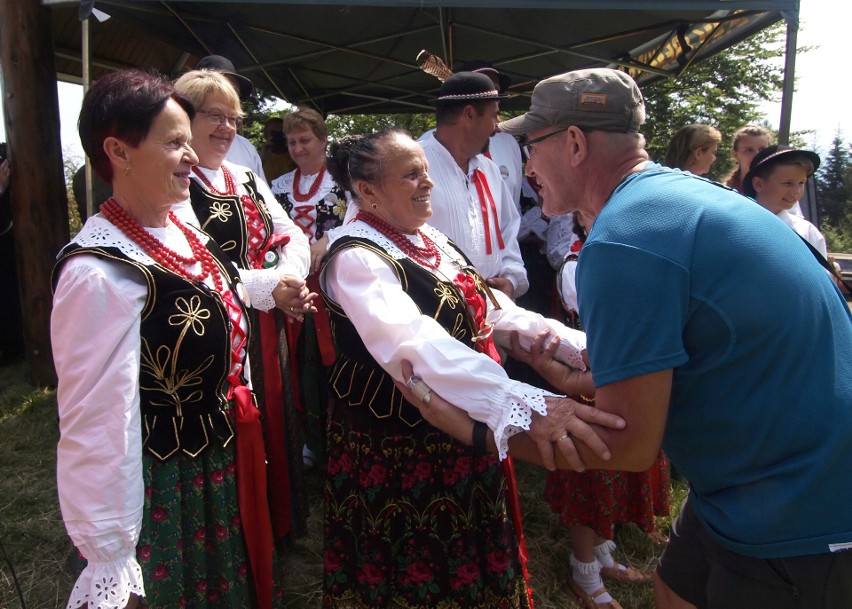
[101,197,224,292]
[192,165,237,195]
[356,210,441,270]
[292,164,327,202]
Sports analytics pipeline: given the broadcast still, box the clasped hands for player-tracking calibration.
[395,356,625,472]
[273,274,318,321]
[506,328,614,470]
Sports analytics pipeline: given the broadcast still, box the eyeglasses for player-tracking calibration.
[523,126,570,158]
[197,109,243,130]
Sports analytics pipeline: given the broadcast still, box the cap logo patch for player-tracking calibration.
[579,92,607,109]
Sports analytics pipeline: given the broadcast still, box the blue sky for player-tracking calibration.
[1,1,846,161]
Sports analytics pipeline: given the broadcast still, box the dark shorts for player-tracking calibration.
[656,496,852,609]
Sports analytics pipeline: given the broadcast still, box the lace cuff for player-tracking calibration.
[491,381,551,460]
[66,555,145,609]
[239,267,280,312]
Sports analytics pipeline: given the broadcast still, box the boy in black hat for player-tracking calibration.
[743,145,826,256]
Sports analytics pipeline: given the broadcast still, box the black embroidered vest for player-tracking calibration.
[321,235,484,428]
[189,172,275,268]
[274,181,347,240]
[53,240,249,461]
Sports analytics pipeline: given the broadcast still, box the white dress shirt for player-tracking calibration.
[487,131,524,211]
[418,131,528,297]
[225,133,267,184]
[778,208,827,257]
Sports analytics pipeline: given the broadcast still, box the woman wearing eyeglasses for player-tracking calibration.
[318,129,624,609]
[172,69,314,547]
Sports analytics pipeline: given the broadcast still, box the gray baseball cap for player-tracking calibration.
[499,68,645,135]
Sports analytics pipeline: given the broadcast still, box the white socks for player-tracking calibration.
[594,539,617,569]
[569,554,613,604]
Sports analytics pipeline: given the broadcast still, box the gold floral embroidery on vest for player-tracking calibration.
[208,200,233,223]
[432,282,460,319]
[467,270,489,294]
[169,294,211,336]
[140,295,215,416]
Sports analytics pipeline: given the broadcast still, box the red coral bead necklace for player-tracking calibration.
[192,164,236,195]
[292,164,326,202]
[101,197,224,292]
[356,210,441,270]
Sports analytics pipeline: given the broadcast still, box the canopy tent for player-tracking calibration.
[0,0,800,385]
[49,0,798,115]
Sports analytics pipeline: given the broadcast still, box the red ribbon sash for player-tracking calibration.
[472,168,505,255]
[233,385,274,609]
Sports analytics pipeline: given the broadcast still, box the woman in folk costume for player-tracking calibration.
[53,69,278,608]
[172,69,314,545]
[270,107,350,469]
[318,128,624,608]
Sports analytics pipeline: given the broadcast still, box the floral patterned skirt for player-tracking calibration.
[544,450,671,540]
[137,441,274,609]
[323,401,531,609]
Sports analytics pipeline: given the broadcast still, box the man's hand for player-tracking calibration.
[528,396,625,471]
[486,276,514,299]
[273,274,318,321]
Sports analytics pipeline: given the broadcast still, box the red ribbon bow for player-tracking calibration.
[453,273,501,364]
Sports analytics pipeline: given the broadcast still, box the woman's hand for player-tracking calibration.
[273,274,318,321]
[507,330,596,396]
[310,234,330,275]
[394,360,497,451]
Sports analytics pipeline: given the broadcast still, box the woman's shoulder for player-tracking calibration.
[269,169,296,194]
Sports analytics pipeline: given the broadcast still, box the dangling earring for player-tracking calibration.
[124,165,131,176]
[371,203,378,209]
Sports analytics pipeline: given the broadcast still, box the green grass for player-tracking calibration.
[0,361,684,608]
[0,362,74,609]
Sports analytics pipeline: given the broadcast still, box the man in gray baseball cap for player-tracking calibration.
[499,67,644,136]
[495,67,852,609]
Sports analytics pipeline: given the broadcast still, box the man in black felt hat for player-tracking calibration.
[417,71,529,299]
[194,54,267,182]
[456,60,524,212]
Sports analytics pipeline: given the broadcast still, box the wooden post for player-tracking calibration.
[0,0,69,385]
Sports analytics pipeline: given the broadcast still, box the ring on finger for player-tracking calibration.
[558,433,570,441]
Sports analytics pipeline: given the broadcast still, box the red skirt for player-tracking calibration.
[544,451,670,540]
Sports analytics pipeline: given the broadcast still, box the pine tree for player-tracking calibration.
[817,130,851,227]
